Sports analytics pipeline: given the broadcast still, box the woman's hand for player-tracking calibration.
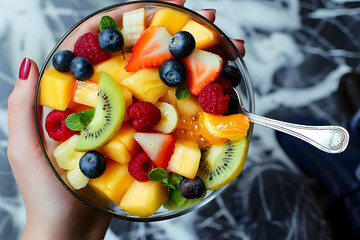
[7,1,244,239]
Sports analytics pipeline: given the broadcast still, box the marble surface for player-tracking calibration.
[1,0,360,239]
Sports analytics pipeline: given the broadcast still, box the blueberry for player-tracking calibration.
[70,56,94,80]
[169,31,196,59]
[52,50,75,72]
[179,176,206,199]
[79,151,107,178]
[98,27,124,53]
[159,59,188,87]
[220,65,242,87]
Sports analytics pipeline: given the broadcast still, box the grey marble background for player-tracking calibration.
[1,0,360,239]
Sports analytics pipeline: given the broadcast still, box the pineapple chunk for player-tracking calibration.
[150,8,191,35]
[119,68,171,104]
[182,20,219,50]
[39,66,76,110]
[122,8,145,47]
[53,135,85,170]
[119,181,168,217]
[167,140,201,179]
[89,160,134,204]
[73,80,98,107]
[160,90,203,117]
[91,53,132,84]
[72,80,132,121]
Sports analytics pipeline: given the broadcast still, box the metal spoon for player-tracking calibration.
[235,92,350,154]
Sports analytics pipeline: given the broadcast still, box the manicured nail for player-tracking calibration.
[203,9,216,13]
[19,57,31,80]
[235,39,245,45]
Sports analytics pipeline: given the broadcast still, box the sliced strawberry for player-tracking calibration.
[125,26,173,72]
[133,132,175,169]
[183,49,223,95]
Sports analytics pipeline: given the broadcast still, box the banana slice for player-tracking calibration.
[67,166,89,190]
[154,102,179,133]
[122,8,145,47]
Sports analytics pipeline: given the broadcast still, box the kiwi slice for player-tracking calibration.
[197,138,249,190]
[75,72,125,151]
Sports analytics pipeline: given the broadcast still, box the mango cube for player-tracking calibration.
[150,8,191,35]
[39,66,76,110]
[101,137,131,165]
[91,54,132,84]
[182,20,219,50]
[89,160,134,204]
[167,140,201,179]
[160,90,203,117]
[119,181,168,217]
[101,123,139,164]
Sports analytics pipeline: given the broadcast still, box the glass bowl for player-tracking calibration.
[34,0,255,221]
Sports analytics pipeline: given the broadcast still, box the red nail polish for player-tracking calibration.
[203,9,216,13]
[235,39,245,44]
[19,57,31,80]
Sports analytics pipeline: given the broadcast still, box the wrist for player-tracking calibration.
[23,214,111,240]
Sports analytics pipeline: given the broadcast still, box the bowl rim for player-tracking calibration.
[34,0,255,222]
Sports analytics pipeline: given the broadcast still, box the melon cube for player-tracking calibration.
[39,66,76,110]
[182,20,219,50]
[53,135,84,170]
[167,140,201,179]
[119,68,171,104]
[150,8,191,35]
[89,160,134,204]
[119,181,168,217]
[91,53,132,84]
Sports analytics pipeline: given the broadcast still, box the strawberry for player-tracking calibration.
[124,26,173,72]
[133,132,175,169]
[183,49,223,95]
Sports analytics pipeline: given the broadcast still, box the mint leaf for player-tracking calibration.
[65,108,95,131]
[99,16,118,32]
[169,188,187,207]
[174,84,190,101]
[80,108,95,126]
[169,173,183,188]
[65,114,84,131]
[148,168,169,182]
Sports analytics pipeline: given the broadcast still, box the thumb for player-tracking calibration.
[8,58,40,159]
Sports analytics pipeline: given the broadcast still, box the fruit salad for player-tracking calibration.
[38,6,251,218]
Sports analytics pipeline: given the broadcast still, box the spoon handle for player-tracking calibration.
[245,112,350,154]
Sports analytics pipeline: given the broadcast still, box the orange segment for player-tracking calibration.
[198,113,228,145]
[199,112,250,141]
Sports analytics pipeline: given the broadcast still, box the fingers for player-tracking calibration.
[8,58,40,159]
[196,9,216,23]
[231,39,245,57]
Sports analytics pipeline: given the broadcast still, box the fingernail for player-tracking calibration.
[203,9,216,13]
[235,39,245,44]
[19,57,31,80]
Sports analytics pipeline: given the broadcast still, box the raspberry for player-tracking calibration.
[73,32,111,65]
[45,109,77,141]
[128,152,156,182]
[127,101,161,131]
[198,83,230,115]
[214,77,234,96]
